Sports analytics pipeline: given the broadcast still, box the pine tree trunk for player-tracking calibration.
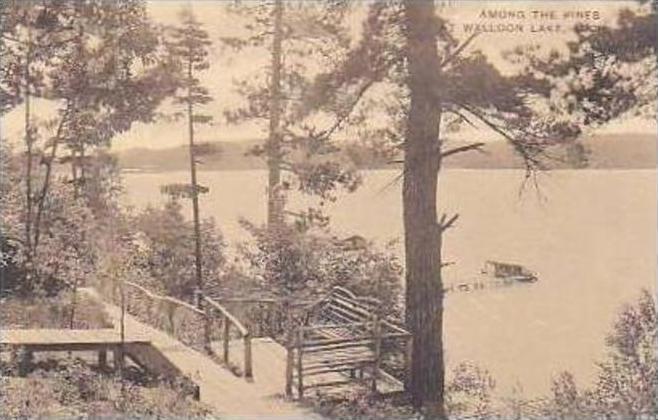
[267,0,284,229]
[187,58,204,298]
[403,0,446,417]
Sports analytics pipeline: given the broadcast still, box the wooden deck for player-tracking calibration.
[0,328,149,349]
[0,327,200,397]
[79,288,325,418]
[1,288,409,418]
[2,287,406,417]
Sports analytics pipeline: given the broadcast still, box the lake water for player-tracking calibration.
[122,169,656,397]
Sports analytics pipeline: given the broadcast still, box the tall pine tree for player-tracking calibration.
[222,1,359,231]
[163,7,213,300]
[302,1,587,415]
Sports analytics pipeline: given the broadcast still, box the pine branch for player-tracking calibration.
[440,142,485,159]
[439,213,459,232]
[316,78,376,141]
[445,108,478,129]
[457,103,545,171]
[439,32,479,69]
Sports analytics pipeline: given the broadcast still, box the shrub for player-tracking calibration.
[546,289,656,419]
[238,220,403,316]
[134,199,226,299]
[446,362,497,419]
[0,358,211,418]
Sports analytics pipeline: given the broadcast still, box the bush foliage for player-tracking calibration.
[0,358,210,418]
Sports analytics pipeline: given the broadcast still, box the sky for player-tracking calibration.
[1,0,654,151]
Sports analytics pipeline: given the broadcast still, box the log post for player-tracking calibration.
[145,297,153,325]
[18,347,32,377]
[113,346,125,372]
[204,305,212,354]
[243,334,253,379]
[371,316,381,394]
[296,327,304,399]
[167,304,176,335]
[223,314,230,364]
[193,288,202,309]
[98,349,107,369]
[269,303,277,336]
[285,328,294,397]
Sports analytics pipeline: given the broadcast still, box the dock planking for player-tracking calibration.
[0,328,150,348]
[0,327,200,398]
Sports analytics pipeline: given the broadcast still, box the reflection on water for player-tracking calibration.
[123,169,656,397]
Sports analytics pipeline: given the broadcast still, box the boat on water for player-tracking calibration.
[443,261,538,294]
[481,260,538,283]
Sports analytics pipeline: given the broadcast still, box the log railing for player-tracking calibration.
[205,295,321,340]
[203,296,252,378]
[104,281,409,391]
[107,281,253,379]
[122,281,208,350]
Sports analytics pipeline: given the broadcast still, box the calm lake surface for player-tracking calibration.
[123,169,656,397]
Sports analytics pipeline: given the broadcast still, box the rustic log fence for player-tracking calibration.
[202,295,253,378]
[285,287,411,398]
[104,281,253,379]
[101,281,410,394]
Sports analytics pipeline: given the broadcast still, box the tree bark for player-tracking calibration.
[267,0,284,229]
[32,102,70,254]
[187,56,204,299]
[402,0,446,417]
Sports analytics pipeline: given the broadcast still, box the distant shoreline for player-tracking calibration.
[120,167,657,174]
[115,133,656,172]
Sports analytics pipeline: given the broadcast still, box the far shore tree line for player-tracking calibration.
[0,0,655,418]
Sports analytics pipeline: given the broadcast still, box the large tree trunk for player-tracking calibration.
[402,0,446,417]
[267,0,284,229]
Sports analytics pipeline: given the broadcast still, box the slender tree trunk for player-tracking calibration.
[187,57,204,298]
[33,17,81,255]
[23,45,34,290]
[267,0,284,229]
[69,143,85,328]
[32,109,68,253]
[71,149,79,198]
[402,0,446,417]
